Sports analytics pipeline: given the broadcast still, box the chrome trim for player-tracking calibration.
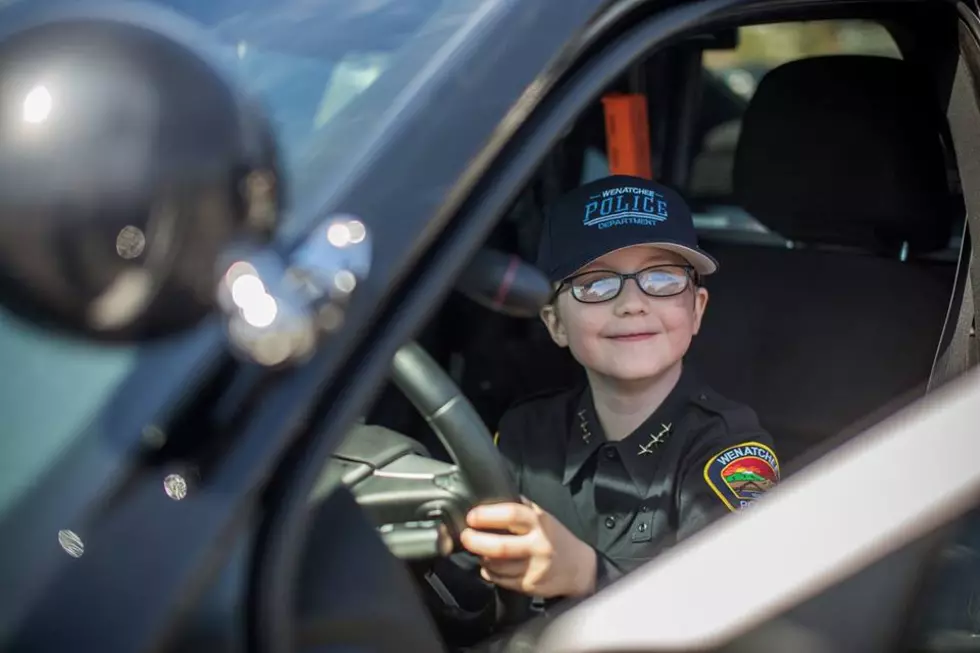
[372,470,437,481]
[217,215,372,367]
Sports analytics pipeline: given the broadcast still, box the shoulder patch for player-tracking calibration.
[702,441,780,511]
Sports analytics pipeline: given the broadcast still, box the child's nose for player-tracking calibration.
[612,278,649,315]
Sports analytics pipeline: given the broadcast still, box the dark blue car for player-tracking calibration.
[0,1,978,652]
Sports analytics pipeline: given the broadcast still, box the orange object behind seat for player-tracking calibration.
[601,93,653,180]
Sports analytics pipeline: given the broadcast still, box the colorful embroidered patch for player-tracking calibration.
[703,441,780,511]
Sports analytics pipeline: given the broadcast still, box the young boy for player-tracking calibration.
[459,175,779,599]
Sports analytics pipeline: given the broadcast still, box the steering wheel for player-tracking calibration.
[318,343,527,625]
[311,249,553,632]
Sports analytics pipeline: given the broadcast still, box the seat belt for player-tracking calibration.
[930,49,980,390]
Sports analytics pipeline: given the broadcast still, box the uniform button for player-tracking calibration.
[604,516,617,529]
[699,393,708,401]
[604,448,617,460]
[637,522,648,532]
[639,505,649,513]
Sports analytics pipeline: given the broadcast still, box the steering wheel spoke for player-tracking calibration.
[352,453,474,541]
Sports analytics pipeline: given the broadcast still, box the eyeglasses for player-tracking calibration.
[556,264,698,304]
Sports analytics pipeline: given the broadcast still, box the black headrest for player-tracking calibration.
[734,56,954,255]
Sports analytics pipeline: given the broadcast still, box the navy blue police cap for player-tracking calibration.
[536,175,719,283]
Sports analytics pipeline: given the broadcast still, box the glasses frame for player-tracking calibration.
[553,264,700,304]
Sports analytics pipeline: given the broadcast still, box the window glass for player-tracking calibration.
[137,0,484,237]
[0,0,491,523]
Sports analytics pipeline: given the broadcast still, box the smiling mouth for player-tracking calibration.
[607,333,658,342]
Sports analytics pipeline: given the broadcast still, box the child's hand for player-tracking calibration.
[459,500,597,598]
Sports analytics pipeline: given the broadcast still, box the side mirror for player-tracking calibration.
[0,4,282,341]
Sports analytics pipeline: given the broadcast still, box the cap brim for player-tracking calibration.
[568,242,719,278]
[644,242,718,275]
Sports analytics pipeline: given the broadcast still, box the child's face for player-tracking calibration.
[541,245,709,383]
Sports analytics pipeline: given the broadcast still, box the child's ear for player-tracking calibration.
[540,304,568,347]
[692,287,709,336]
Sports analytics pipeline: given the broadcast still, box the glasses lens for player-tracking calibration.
[570,271,622,303]
[637,266,691,297]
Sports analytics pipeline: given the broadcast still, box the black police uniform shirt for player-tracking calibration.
[495,363,779,587]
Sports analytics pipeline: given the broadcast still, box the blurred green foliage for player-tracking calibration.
[703,20,900,71]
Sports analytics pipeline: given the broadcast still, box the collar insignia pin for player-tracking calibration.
[639,422,672,456]
[578,409,591,443]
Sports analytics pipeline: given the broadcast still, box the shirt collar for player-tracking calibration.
[562,364,698,487]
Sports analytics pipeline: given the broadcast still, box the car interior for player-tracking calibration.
[326,3,980,651]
